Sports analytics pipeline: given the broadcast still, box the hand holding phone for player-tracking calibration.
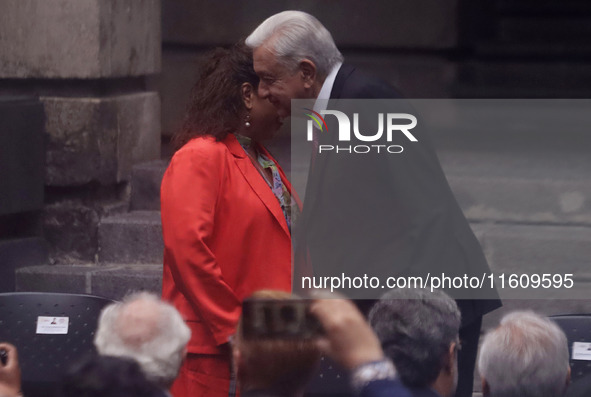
[309,295,385,370]
[241,298,323,339]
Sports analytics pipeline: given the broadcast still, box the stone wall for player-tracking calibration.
[0,0,162,269]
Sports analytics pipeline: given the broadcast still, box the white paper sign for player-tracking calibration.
[36,316,69,335]
[572,342,591,361]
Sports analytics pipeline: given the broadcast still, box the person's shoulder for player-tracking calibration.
[173,135,229,161]
[176,135,224,153]
[335,64,403,99]
[167,135,232,176]
[360,378,413,397]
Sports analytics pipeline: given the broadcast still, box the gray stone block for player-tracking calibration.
[130,160,168,211]
[16,265,92,294]
[43,201,100,263]
[163,0,457,49]
[15,264,162,300]
[44,92,161,186]
[0,0,160,78]
[98,211,163,264]
[91,264,162,300]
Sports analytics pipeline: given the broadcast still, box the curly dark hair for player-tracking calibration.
[172,42,259,150]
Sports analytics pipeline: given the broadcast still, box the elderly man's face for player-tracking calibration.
[253,46,311,118]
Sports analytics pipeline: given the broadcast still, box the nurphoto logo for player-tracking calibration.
[304,108,418,154]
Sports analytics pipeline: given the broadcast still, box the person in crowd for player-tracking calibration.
[94,292,190,393]
[160,42,299,397]
[478,311,571,397]
[369,288,461,397]
[0,342,22,397]
[60,355,165,397]
[245,11,501,397]
[232,290,321,397]
[310,293,410,397]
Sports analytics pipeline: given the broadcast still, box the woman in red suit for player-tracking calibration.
[160,43,299,397]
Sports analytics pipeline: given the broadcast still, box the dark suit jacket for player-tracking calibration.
[297,64,500,324]
[361,379,441,397]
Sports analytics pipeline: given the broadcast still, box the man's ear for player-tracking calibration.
[242,82,254,110]
[443,342,457,373]
[299,59,317,89]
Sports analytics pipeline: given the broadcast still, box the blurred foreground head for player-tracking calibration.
[479,311,570,397]
[369,288,461,397]
[94,292,190,389]
[234,290,321,397]
[61,355,163,397]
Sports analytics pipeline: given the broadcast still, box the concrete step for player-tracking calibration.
[15,264,162,301]
[18,222,591,314]
[472,223,591,279]
[130,160,168,211]
[98,211,162,264]
[471,223,591,319]
[437,150,591,226]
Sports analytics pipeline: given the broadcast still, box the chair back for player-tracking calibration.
[550,314,591,382]
[0,292,115,397]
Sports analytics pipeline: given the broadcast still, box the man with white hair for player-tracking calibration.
[246,11,501,397]
[94,292,191,392]
[478,311,571,397]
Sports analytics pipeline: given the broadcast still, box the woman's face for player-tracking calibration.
[248,86,284,141]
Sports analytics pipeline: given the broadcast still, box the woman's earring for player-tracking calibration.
[245,113,251,128]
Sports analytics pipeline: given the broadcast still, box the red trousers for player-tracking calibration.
[170,353,234,397]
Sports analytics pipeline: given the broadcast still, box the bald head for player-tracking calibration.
[94,292,190,388]
[114,298,162,349]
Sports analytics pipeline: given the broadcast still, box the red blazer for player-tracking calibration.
[161,134,298,354]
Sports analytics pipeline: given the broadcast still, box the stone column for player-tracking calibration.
[0,0,162,264]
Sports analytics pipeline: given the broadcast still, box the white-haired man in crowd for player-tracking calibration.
[478,311,571,397]
[94,292,191,393]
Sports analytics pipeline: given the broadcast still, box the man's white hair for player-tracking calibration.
[245,10,343,79]
[478,311,569,397]
[94,292,190,388]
